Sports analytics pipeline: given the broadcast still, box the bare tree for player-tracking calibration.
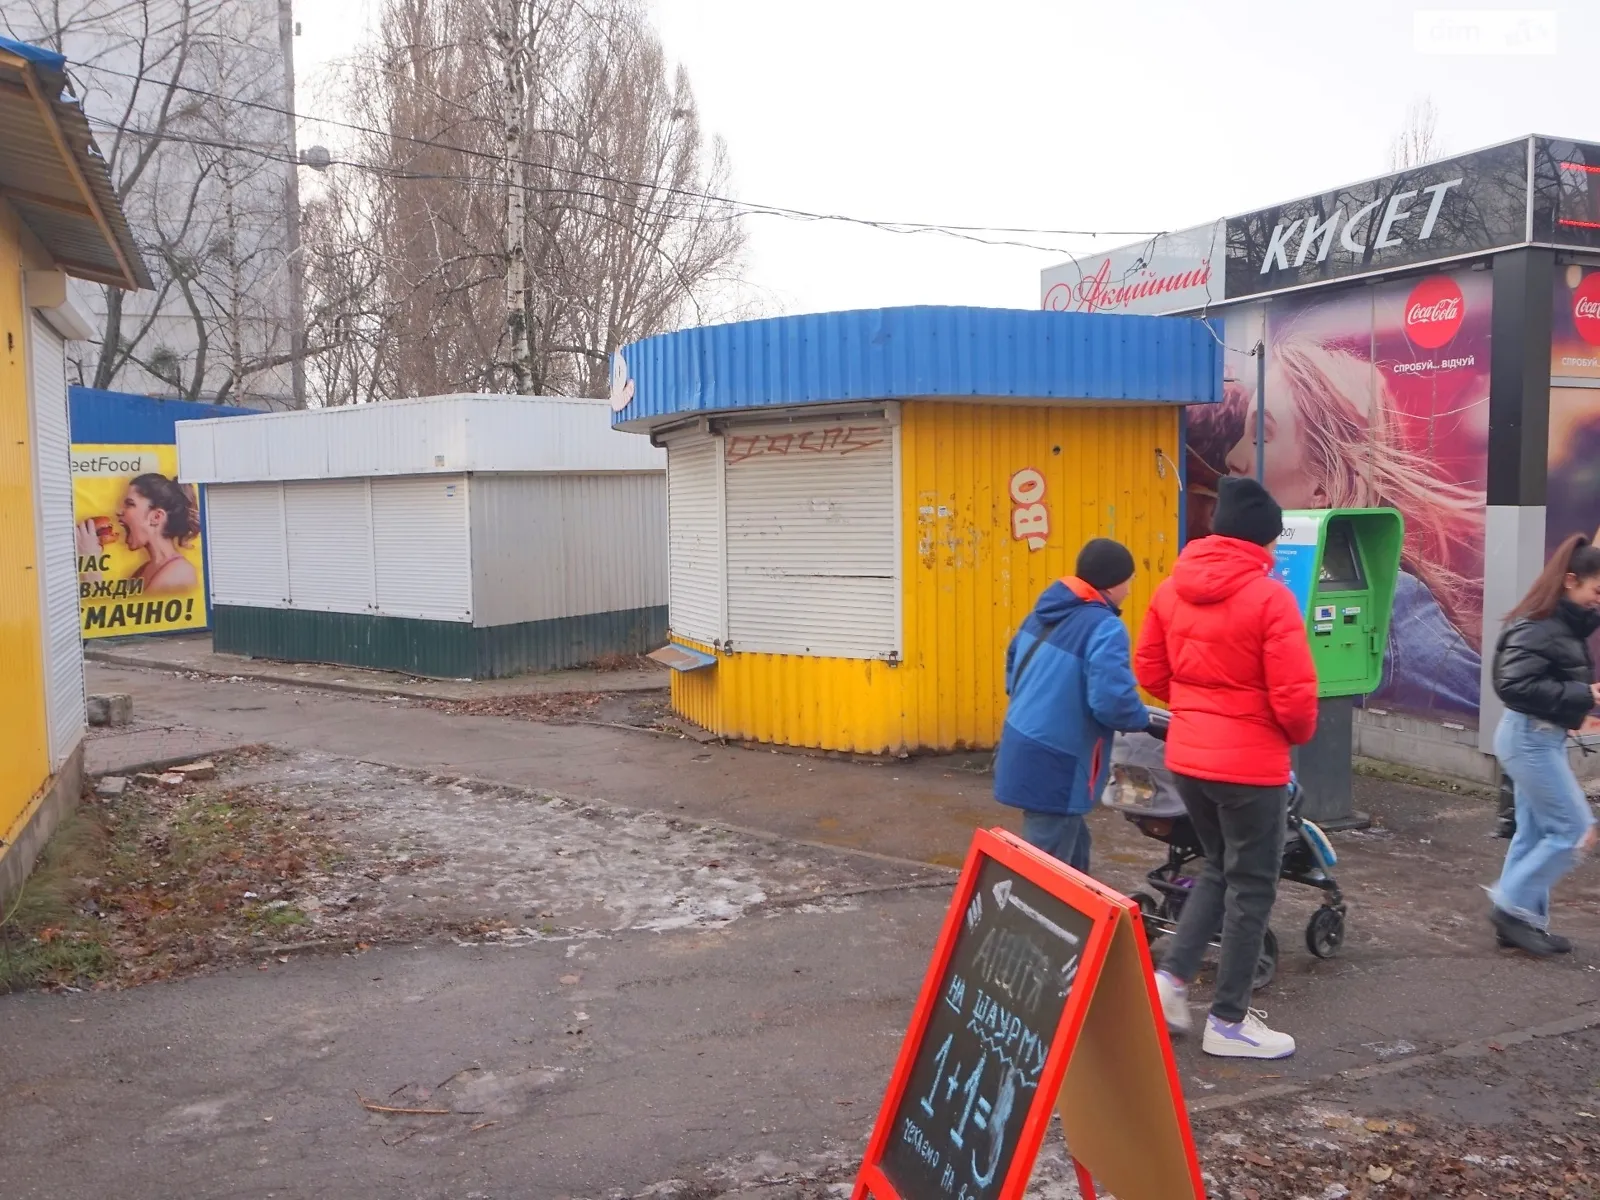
[4,0,302,406]
[1389,96,1448,172]
[304,0,745,404]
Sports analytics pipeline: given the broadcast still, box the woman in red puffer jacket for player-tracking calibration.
[1133,476,1319,1061]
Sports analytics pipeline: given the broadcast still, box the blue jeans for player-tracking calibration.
[1490,710,1595,929]
[1021,811,1091,875]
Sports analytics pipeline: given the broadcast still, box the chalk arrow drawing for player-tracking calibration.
[992,879,1080,946]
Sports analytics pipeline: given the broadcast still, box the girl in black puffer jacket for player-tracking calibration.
[1488,534,1600,956]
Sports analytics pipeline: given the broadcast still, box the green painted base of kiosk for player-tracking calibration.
[213,604,668,680]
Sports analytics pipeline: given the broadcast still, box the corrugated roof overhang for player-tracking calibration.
[611,306,1222,433]
[0,36,150,290]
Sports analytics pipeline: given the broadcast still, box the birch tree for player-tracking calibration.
[305,0,745,403]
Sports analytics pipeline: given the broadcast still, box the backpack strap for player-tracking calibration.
[1010,619,1062,692]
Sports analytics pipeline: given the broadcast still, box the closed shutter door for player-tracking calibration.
[667,436,722,645]
[283,480,376,613]
[30,314,83,769]
[371,475,471,621]
[724,420,897,659]
[206,483,290,607]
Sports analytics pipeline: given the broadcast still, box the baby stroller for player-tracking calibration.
[1102,708,1347,989]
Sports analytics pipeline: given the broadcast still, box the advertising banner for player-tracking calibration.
[1225,140,1529,301]
[1040,223,1224,316]
[71,443,207,639]
[1189,269,1491,721]
[1551,262,1600,381]
[1547,263,1600,730]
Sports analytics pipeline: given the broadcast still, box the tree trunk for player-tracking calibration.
[498,0,532,394]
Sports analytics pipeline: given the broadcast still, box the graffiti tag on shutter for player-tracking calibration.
[725,425,887,464]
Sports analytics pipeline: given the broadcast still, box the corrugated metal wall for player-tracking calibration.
[469,472,666,629]
[30,314,84,769]
[671,401,1180,754]
[668,635,910,752]
[899,401,1180,751]
[0,209,49,843]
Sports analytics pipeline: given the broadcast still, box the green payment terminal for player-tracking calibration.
[1271,508,1404,698]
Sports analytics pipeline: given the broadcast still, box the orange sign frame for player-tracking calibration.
[853,827,1205,1200]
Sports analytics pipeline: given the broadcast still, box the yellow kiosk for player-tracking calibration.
[612,306,1221,755]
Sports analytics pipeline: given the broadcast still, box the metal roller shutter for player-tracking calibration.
[370,475,471,621]
[667,436,723,645]
[283,480,376,613]
[723,419,898,659]
[29,314,83,769]
[206,483,290,607]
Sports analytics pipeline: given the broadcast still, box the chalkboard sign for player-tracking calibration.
[855,828,1205,1200]
[878,855,1093,1200]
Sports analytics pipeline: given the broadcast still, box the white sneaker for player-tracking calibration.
[1154,971,1192,1035]
[1201,1009,1296,1060]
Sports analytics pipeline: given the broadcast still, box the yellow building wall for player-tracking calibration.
[0,202,50,847]
[670,401,1181,755]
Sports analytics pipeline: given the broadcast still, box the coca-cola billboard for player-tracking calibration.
[1191,269,1490,721]
[1040,222,1223,316]
[1225,140,1529,300]
[1552,265,1600,380]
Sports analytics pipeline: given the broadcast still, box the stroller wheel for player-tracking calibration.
[1306,907,1345,959]
[1130,891,1164,940]
[1252,928,1279,991]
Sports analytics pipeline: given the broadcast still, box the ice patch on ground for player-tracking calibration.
[221,752,943,943]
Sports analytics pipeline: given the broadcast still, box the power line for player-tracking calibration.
[82,111,1156,257]
[68,58,1165,250]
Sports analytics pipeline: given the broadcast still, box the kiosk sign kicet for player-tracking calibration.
[71,443,207,638]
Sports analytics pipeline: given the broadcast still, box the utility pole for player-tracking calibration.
[495,0,533,394]
[278,0,307,409]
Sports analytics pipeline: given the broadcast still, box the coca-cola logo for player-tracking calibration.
[1403,276,1465,349]
[1573,273,1600,346]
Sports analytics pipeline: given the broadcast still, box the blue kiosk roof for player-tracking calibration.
[612,305,1221,431]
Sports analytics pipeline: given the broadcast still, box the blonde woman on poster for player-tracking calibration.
[76,472,200,596]
[1224,336,1486,716]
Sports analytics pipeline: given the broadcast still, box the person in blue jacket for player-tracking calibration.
[994,538,1151,874]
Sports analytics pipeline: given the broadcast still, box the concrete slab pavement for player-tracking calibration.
[84,632,669,701]
[20,660,1600,1196]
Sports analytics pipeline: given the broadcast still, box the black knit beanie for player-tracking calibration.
[1076,538,1135,591]
[1212,476,1284,547]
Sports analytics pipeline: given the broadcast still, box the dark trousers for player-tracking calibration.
[1020,810,1091,875]
[1159,774,1288,1024]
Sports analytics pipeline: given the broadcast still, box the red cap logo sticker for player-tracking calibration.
[1573,273,1600,346]
[1403,275,1465,350]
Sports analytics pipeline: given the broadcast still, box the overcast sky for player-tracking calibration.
[295,1,1589,318]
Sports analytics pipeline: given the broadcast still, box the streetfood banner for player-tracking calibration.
[71,443,207,638]
[1225,140,1530,300]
